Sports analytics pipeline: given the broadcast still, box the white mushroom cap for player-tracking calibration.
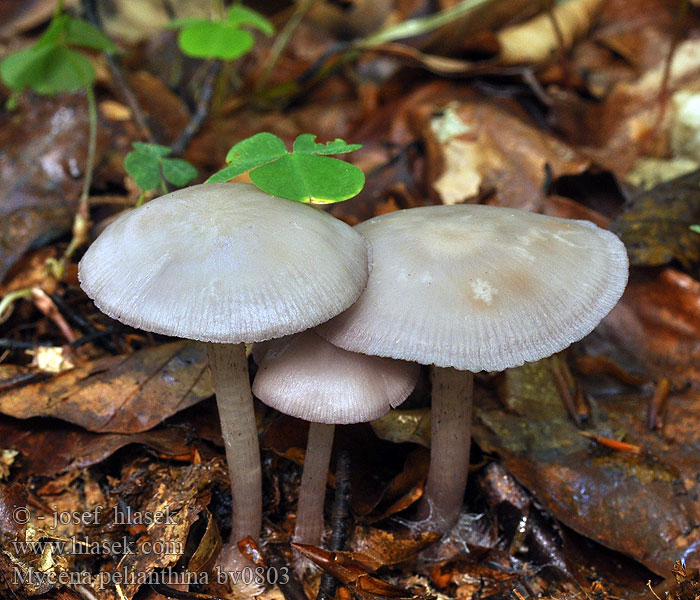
[317,205,629,372]
[252,330,419,424]
[79,183,369,343]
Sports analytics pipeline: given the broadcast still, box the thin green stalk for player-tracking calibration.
[0,288,33,323]
[360,0,491,47]
[256,0,314,94]
[64,85,98,262]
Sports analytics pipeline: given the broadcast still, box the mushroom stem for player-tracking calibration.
[417,367,473,532]
[207,342,262,570]
[294,422,335,546]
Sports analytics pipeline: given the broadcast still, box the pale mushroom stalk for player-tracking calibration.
[294,422,335,546]
[207,342,261,569]
[417,367,473,531]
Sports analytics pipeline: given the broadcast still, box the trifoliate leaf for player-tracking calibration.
[207,132,365,202]
[0,45,95,94]
[207,133,287,183]
[132,142,172,158]
[250,154,365,203]
[177,21,254,60]
[64,16,117,52]
[292,134,363,156]
[161,158,198,187]
[226,5,274,35]
[124,152,161,191]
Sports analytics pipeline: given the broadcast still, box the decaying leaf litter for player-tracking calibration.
[2,0,700,598]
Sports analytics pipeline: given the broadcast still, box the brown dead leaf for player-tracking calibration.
[0,94,98,281]
[473,356,700,575]
[0,414,204,477]
[610,169,700,268]
[0,341,213,433]
[110,461,225,599]
[600,268,700,385]
[291,543,415,599]
[350,526,440,570]
[424,101,588,210]
[497,0,605,65]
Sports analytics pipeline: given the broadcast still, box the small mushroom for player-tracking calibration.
[317,204,629,532]
[252,330,419,546]
[78,183,370,569]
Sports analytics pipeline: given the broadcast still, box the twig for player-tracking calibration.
[266,544,308,600]
[82,0,154,141]
[0,339,61,349]
[316,449,352,600]
[62,84,98,263]
[0,372,51,391]
[50,292,119,353]
[31,288,77,344]
[647,378,670,431]
[171,61,220,155]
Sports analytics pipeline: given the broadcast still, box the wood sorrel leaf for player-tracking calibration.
[207,133,364,203]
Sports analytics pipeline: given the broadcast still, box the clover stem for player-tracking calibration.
[207,342,262,571]
[416,367,473,532]
[64,85,98,262]
[294,422,334,546]
[256,0,314,95]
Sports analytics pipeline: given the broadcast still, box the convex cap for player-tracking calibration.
[317,205,629,372]
[253,330,419,424]
[79,183,369,343]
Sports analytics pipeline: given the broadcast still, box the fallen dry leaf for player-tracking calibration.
[0,95,95,281]
[423,101,588,210]
[610,169,700,268]
[497,0,605,65]
[473,357,700,576]
[601,268,700,385]
[0,341,213,433]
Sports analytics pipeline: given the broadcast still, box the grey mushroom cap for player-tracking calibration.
[316,204,629,372]
[252,330,419,424]
[79,183,370,343]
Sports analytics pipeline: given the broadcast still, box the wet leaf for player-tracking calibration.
[0,414,206,477]
[371,409,430,448]
[599,268,700,385]
[0,94,91,280]
[473,356,700,575]
[0,341,213,433]
[611,169,700,267]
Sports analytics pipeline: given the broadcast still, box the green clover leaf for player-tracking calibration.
[125,143,198,192]
[207,133,365,203]
[173,5,273,61]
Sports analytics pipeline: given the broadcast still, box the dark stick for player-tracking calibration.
[0,339,61,349]
[50,292,119,353]
[171,60,220,156]
[267,544,308,600]
[316,449,351,600]
[81,0,155,141]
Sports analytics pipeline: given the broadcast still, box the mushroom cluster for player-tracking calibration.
[317,204,629,531]
[79,182,370,570]
[80,183,629,570]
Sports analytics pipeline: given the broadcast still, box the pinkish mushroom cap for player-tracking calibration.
[253,330,419,424]
[317,204,629,372]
